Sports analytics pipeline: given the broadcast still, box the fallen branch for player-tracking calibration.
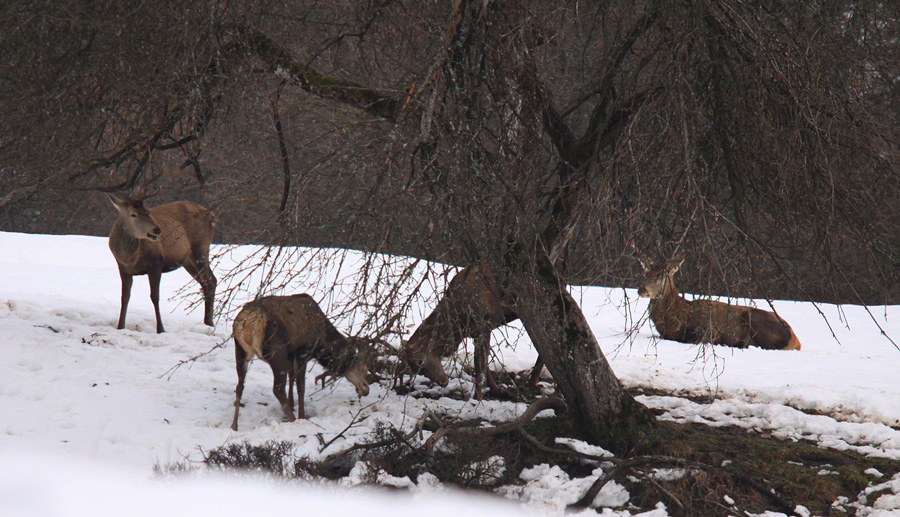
[568,455,798,515]
[425,396,567,454]
[517,428,611,463]
[569,455,708,509]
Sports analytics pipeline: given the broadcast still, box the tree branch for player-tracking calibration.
[271,83,292,212]
[424,396,567,454]
[237,30,402,120]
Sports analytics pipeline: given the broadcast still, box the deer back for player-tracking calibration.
[246,295,341,356]
[681,298,751,346]
[408,264,516,356]
[148,201,216,266]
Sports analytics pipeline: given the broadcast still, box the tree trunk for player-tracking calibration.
[503,248,654,452]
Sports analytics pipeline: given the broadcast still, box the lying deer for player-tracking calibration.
[231,294,371,431]
[637,256,802,350]
[401,263,545,398]
[107,191,217,333]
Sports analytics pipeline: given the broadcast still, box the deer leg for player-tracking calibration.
[198,262,216,327]
[287,359,295,413]
[526,354,545,388]
[271,361,295,423]
[116,266,133,330]
[287,355,308,419]
[474,334,489,400]
[185,260,217,327]
[474,334,504,397]
[486,368,502,394]
[295,357,307,419]
[231,343,249,431]
[148,265,165,333]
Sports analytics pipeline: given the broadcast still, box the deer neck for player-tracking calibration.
[110,224,144,264]
[316,344,354,375]
[313,332,356,374]
[649,274,686,322]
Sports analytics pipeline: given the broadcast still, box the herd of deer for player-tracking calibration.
[107,192,802,430]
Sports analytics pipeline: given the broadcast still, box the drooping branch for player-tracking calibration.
[271,84,292,212]
[236,30,402,121]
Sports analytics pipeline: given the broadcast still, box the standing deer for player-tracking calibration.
[107,191,217,333]
[637,256,802,350]
[231,294,371,431]
[401,262,545,398]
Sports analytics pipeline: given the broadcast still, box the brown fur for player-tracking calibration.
[638,259,801,351]
[108,192,217,333]
[401,263,519,395]
[231,294,371,431]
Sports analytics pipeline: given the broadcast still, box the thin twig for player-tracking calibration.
[319,406,370,453]
[160,337,230,380]
[324,410,434,461]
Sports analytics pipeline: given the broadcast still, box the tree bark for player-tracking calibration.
[503,247,654,451]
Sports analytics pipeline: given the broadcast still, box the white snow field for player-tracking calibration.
[1,230,900,516]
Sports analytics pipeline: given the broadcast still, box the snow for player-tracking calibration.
[1,230,900,515]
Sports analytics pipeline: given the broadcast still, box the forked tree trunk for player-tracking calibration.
[503,250,654,451]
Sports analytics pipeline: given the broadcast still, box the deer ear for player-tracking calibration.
[106,192,128,210]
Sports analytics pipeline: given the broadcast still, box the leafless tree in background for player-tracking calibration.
[2,0,899,447]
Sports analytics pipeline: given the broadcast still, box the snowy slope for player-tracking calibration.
[1,231,900,516]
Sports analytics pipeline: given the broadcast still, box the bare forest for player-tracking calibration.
[2,0,899,448]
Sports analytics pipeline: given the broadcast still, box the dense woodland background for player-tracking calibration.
[2,1,898,306]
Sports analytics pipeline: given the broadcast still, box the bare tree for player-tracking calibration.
[2,0,899,447]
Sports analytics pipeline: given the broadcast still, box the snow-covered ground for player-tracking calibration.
[1,230,900,516]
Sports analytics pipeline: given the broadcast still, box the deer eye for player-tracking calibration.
[130,214,137,217]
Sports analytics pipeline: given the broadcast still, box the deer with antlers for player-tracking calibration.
[636,254,802,351]
[107,188,217,333]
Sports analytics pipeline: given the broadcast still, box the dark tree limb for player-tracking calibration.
[568,455,798,515]
[424,396,567,454]
[236,30,401,121]
[270,83,292,212]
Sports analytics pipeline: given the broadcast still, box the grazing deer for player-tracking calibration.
[637,256,802,350]
[230,294,371,431]
[401,263,544,398]
[107,191,217,333]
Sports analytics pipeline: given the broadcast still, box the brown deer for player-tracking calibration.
[107,191,217,333]
[637,256,802,350]
[401,263,545,398]
[230,294,371,431]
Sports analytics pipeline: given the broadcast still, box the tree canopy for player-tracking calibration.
[2,0,899,444]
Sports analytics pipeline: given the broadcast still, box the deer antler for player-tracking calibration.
[133,168,164,201]
[627,237,653,270]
